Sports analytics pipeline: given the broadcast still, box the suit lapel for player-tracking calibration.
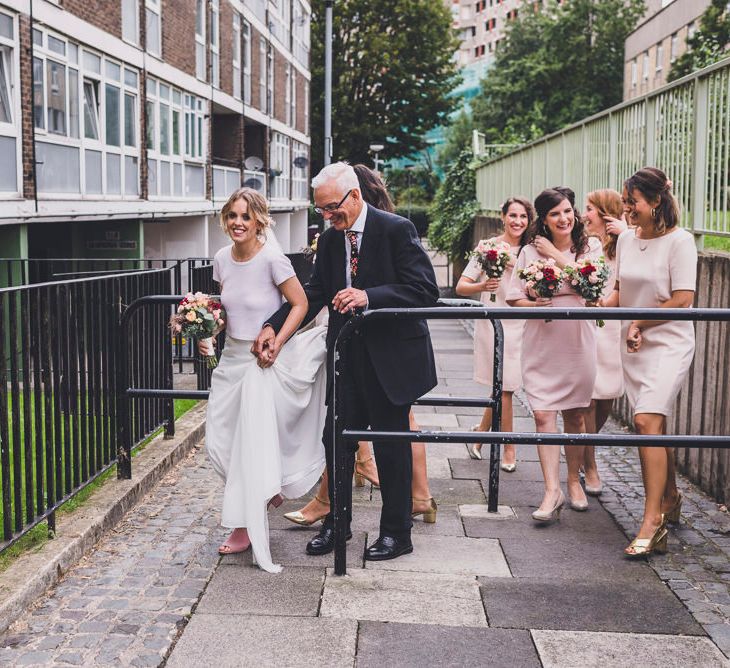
[353,208,383,289]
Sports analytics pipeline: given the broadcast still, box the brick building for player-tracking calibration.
[450,0,522,68]
[0,0,311,261]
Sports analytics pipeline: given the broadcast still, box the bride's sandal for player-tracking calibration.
[624,516,668,559]
[283,495,330,527]
[218,528,251,555]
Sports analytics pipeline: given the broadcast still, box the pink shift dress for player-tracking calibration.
[616,228,697,416]
[593,254,624,400]
[506,238,601,411]
[461,240,524,392]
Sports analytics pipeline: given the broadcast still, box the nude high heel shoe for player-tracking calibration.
[532,491,565,523]
[283,494,330,527]
[412,497,438,523]
[354,455,380,488]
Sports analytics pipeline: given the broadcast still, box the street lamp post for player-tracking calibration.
[369,143,385,173]
[404,164,414,220]
[324,0,334,166]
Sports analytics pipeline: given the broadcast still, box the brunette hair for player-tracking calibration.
[523,188,589,256]
[586,188,623,259]
[501,196,534,246]
[624,167,679,234]
[353,164,395,212]
[219,187,274,236]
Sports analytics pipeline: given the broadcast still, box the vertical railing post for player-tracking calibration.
[691,76,709,250]
[487,318,504,513]
[645,94,657,166]
[117,297,132,480]
[333,334,350,576]
[608,111,618,189]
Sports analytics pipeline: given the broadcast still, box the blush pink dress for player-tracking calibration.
[461,240,524,392]
[616,228,697,416]
[593,254,624,400]
[506,238,601,411]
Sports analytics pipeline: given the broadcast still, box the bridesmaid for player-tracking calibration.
[506,189,601,522]
[603,167,696,557]
[581,189,627,495]
[455,196,532,470]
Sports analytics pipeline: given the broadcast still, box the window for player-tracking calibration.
[293,1,310,67]
[259,37,267,112]
[291,140,308,200]
[285,63,292,125]
[269,131,290,200]
[0,43,13,124]
[267,44,274,115]
[210,0,220,88]
[232,13,241,99]
[122,0,139,45]
[195,0,206,80]
[268,0,291,48]
[304,80,309,133]
[688,22,696,40]
[32,27,140,196]
[630,59,637,87]
[242,21,251,105]
[642,51,649,80]
[0,10,18,193]
[670,32,679,63]
[655,43,664,72]
[146,0,161,57]
[146,77,205,198]
[290,69,297,129]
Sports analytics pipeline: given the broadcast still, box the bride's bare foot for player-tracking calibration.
[219,528,251,555]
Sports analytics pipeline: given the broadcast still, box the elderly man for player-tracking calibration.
[255,162,439,560]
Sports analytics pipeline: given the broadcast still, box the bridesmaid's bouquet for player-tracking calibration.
[470,239,512,302]
[302,233,319,263]
[564,257,611,327]
[517,258,565,322]
[169,292,226,368]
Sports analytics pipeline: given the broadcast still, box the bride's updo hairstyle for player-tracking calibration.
[624,167,679,235]
[522,188,589,256]
[219,187,275,238]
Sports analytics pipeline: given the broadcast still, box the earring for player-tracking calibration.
[651,207,657,218]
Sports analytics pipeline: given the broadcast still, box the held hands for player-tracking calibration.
[482,277,501,293]
[626,321,642,353]
[604,215,628,236]
[332,287,368,314]
[535,296,553,308]
[252,325,280,368]
[198,337,215,355]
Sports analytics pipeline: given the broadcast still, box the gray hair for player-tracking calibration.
[311,162,360,192]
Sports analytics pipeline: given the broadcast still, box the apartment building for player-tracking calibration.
[0,0,311,263]
[624,0,710,100]
[450,0,522,68]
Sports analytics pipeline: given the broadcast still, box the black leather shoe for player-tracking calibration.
[364,535,413,561]
[305,527,352,556]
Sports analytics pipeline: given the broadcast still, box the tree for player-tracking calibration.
[669,0,730,82]
[435,110,476,172]
[427,149,479,262]
[472,0,646,144]
[310,0,460,174]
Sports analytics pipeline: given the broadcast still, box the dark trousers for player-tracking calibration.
[322,336,413,539]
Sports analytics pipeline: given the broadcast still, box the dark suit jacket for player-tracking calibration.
[267,205,439,406]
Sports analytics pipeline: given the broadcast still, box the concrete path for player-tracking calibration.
[1,319,728,667]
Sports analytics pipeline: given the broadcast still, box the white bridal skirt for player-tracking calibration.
[205,325,328,573]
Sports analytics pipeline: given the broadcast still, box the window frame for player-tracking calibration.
[122,0,140,46]
[0,10,21,196]
[145,0,162,58]
[195,0,206,81]
[242,20,252,105]
[259,37,267,113]
[232,12,241,99]
[210,0,220,88]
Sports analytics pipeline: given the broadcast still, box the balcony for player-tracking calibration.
[212,164,242,201]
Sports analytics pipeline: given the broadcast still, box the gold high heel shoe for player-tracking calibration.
[354,455,380,488]
[283,495,330,527]
[412,497,438,523]
[664,491,683,524]
[624,515,668,558]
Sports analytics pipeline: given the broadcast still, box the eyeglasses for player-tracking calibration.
[313,189,353,216]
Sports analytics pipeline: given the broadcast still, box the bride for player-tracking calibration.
[203,187,326,573]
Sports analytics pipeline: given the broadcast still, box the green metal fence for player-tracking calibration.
[473,57,730,245]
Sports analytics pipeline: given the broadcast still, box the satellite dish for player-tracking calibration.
[243,177,264,191]
[293,156,309,168]
[244,156,264,171]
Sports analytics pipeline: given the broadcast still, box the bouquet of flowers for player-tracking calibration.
[517,258,565,322]
[564,256,611,327]
[470,239,512,302]
[169,292,226,368]
[302,233,319,262]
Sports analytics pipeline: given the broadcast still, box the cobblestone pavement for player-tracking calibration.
[0,446,224,667]
[0,318,728,666]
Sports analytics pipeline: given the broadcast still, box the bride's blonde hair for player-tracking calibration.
[219,187,275,238]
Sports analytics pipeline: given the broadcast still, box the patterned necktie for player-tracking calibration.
[346,230,359,281]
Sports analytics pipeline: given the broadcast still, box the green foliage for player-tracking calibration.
[436,110,476,172]
[395,205,431,237]
[385,166,440,207]
[427,150,479,261]
[310,0,460,173]
[472,0,646,144]
[669,0,730,82]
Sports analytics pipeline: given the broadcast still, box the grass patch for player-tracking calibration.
[705,235,730,253]
[0,399,199,570]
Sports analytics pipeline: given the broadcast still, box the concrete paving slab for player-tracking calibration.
[220,530,367,570]
[366,535,511,578]
[531,629,730,668]
[460,504,516,520]
[424,454,452,479]
[481,577,704,635]
[349,504,466,537]
[356,621,541,668]
[426,442,471,459]
[487,479,546,507]
[427,478,486,505]
[451,459,552,483]
[410,413,459,428]
[320,568,487,627]
[195,566,324,617]
[167,615,357,668]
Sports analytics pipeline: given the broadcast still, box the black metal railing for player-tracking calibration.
[0,266,175,553]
